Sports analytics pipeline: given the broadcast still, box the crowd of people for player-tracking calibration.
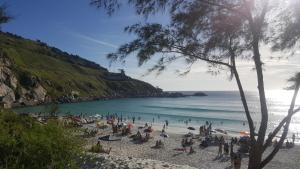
[89,114,298,169]
[197,122,244,169]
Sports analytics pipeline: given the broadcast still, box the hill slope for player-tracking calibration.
[0,32,163,108]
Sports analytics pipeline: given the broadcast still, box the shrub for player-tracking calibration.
[89,143,103,153]
[0,110,83,169]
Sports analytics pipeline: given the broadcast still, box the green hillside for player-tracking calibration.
[0,32,162,107]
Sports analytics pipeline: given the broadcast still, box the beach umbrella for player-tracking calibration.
[240,131,250,136]
[188,127,195,130]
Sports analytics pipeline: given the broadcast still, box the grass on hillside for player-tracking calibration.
[0,32,161,100]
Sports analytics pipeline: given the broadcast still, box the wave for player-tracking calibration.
[129,110,245,123]
[143,105,244,113]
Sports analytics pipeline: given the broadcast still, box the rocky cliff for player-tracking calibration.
[0,32,164,108]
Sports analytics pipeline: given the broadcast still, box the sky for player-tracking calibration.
[2,0,300,91]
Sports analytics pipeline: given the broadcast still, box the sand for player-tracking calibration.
[84,123,300,169]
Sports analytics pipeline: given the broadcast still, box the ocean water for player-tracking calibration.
[14,90,300,139]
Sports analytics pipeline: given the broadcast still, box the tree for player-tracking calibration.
[0,4,12,30]
[90,0,300,168]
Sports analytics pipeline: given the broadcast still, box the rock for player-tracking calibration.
[0,54,18,108]
[32,84,47,102]
[0,83,15,108]
[193,92,207,96]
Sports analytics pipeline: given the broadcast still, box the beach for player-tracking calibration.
[15,91,300,141]
[83,122,300,169]
[14,91,300,168]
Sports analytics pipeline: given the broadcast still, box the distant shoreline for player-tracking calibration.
[12,91,207,109]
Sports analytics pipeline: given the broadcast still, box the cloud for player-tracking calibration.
[70,32,118,49]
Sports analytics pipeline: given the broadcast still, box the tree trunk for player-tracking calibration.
[248,144,263,169]
[249,31,268,169]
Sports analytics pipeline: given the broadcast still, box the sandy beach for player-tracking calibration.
[83,122,300,169]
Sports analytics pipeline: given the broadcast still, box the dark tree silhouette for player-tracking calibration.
[90,0,300,168]
[0,4,12,30]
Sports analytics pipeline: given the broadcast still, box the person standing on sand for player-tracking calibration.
[132,117,135,124]
[292,133,296,144]
[166,120,169,128]
[181,139,187,152]
[230,142,235,167]
[189,146,195,154]
[234,153,241,169]
[224,142,229,156]
[218,141,223,157]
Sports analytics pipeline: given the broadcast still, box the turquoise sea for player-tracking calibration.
[15,90,300,139]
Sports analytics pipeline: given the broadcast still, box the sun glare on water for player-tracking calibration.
[266,90,300,106]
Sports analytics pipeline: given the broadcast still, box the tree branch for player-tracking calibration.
[263,107,300,151]
[160,48,232,68]
[261,79,300,168]
[228,42,255,142]
[199,0,249,19]
[294,107,300,113]
[250,0,270,148]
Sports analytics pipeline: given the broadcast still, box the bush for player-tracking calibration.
[89,143,103,153]
[0,110,83,169]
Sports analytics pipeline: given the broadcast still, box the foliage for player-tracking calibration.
[287,73,300,89]
[91,0,300,168]
[0,110,83,169]
[89,144,103,153]
[0,4,12,30]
